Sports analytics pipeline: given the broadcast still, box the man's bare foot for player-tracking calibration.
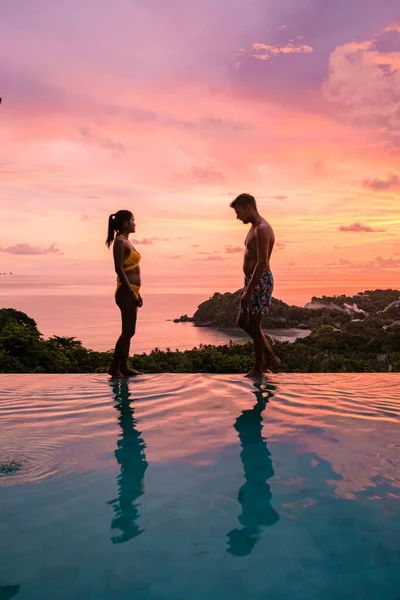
[244,369,264,380]
[263,367,273,374]
[120,367,142,377]
[264,353,281,370]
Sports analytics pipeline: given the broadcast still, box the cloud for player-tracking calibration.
[275,242,286,250]
[326,255,400,270]
[339,223,385,233]
[225,245,242,254]
[323,24,400,138]
[131,238,154,245]
[76,127,126,155]
[81,214,89,221]
[375,255,400,268]
[265,195,288,200]
[189,167,225,184]
[103,104,157,123]
[131,237,171,245]
[287,262,295,266]
[362,173,400,191]
[192,244,199,248]
[238,41,313,63]
[196,252,226,261]
[202,255,226,261]
[162,255,182,260]
[0,243,62,255]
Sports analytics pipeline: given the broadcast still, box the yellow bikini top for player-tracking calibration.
[123,246,141,272]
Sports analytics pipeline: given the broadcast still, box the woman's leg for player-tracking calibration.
[108,289,138,377]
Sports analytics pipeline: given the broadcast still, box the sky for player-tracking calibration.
[1,0,400,301]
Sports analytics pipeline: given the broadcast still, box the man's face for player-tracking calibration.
[234,205,250,224]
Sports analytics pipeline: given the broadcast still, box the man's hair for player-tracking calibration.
[230,193,257,209]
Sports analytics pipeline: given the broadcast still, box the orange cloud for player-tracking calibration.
[339,223,386,233]
[251,42,313,60]
[236,41,313,64]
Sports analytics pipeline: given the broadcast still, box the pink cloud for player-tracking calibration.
[323,24,400,141]
[0,243,62,255]
[363,173,400,190]
[76,127,126,156]
[185,167,225,185]
[225,245,242,254]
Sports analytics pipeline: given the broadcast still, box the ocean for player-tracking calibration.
[0,275,310,353]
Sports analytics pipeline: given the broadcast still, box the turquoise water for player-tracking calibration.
[0,374,399,599]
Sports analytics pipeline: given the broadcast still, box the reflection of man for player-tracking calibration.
[230,193,281,379]
[107,380,148,544]
[226,382,279,556]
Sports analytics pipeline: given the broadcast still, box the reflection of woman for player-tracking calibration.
[227,382,279,556]
[106,210,143,378]
[0,585,21,599]
[107,380,148,544]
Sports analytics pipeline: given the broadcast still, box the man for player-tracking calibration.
[230,193,281,379]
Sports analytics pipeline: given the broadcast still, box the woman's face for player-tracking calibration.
[126,214,136,233]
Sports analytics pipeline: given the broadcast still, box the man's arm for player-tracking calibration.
[245,226,269,294]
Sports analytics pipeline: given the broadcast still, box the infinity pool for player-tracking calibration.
[1,374,399,600]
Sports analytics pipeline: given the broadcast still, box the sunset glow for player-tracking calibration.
[1,1,399,302]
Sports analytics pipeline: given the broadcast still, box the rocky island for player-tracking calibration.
[175,288,400,332]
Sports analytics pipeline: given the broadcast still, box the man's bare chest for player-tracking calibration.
[244,232,257,254]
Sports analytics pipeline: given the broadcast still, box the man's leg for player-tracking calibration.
[237,311,280,372]
[245,314,268,377]
[237,310,251,334]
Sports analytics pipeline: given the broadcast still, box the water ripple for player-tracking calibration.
[0,374,399,489]
[0,432,80,486]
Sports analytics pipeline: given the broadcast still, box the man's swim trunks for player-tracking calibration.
[241,271,274,314]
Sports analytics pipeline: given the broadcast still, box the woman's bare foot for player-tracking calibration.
[244,369,264,380]
[107,368,125,378]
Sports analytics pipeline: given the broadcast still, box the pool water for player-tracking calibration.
[0,374,399,600]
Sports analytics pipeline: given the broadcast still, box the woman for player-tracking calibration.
[106,210,143,377]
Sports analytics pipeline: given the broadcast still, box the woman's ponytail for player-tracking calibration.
[105,210,133,248]
[105,214,116,248]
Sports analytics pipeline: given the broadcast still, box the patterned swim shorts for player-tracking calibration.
[240,271,274,314]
